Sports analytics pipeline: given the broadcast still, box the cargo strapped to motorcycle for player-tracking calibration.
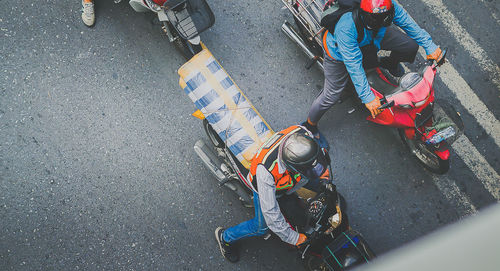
[178,48,274,169]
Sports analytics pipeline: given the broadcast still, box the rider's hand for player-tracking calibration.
[319,168,331,182]
[295,233,307,247]
[427,47,445,66]
[365,97,382,118]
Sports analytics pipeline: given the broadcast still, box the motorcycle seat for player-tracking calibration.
[365,68,402,96]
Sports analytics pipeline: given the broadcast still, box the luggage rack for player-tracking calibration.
[164,0,215,40]
[281,0,328,44]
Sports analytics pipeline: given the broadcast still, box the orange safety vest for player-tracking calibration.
[248,126,303,195]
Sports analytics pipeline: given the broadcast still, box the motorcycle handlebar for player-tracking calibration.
[428,47,447,67]
[377,97,395,110]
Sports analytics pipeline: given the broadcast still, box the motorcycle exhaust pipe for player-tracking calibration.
[281,21,324,72]
[194,140,237,190]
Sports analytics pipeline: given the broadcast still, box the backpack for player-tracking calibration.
[320,0,364,43]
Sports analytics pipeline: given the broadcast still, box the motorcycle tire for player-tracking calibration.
[174,37,202,60]
[338,192,347,211]
[164,20,202,60]
[398,129,450,174]
[303,254,325,271]
[203,119,225,148]
[230,179,254,208]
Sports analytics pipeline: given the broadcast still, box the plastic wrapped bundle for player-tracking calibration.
[178,48,274,169]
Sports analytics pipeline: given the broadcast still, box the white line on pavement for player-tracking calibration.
[399,0,500,201]
[416,47,500,150]
[452,136,500,200]
[401,58,500,202]
[479,0,500,26]
[420,0,500,91]
[431,175,477,216]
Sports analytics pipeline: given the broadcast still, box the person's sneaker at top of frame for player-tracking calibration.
[82,0,95,27]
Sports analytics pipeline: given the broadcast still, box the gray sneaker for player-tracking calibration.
[81,0,95,27]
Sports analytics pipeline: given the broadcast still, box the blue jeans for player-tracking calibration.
[222,179,325,244]
[223,192,268,243]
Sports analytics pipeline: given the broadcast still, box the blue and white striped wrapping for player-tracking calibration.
[178,49,273,168]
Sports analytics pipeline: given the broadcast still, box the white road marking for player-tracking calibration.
[431,175,477,216]
[451,136,500,200]
[429,47,500,148]
[420,0,500,91]
[402,60,480,212]
[401,58,500,202]
[397,0,500,202]
[479,0,500,26]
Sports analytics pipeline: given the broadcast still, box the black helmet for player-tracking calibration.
[281,129,329,181]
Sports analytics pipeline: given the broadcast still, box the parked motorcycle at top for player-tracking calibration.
[280,0,464,174]
[178,48,375,270]
[122,0,214,59]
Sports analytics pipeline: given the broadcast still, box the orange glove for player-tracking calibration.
[427,47,445,65]
[296,233,307,246]
[365,96,382,118]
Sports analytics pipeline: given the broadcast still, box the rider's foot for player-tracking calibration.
[215,227,239,263]
[81,0,95,27]
[301,121,329,150]
[301,120,318,135]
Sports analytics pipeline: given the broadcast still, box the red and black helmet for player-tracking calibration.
[359,0,395,30]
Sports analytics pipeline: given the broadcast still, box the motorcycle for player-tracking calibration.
[280,0,464,174]
[122,0,215,59]
[197,123,375,270]
[178,48,374,270]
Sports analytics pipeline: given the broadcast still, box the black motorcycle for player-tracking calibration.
[195,120,375,270]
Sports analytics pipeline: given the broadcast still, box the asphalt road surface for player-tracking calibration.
[1,0,499,270]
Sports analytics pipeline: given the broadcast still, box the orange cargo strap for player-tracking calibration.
[323,30,335,60]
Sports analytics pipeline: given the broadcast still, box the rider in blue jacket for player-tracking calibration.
[304,0,443,134]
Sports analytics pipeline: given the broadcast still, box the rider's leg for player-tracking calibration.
[306,54,350,125]
[305,54,350,149]
[379,26,419,76]
[222,192,268,243]
[360,44,380,70]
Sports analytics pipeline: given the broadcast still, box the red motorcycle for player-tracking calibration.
[364,49,463,174]
[280,1,463,174]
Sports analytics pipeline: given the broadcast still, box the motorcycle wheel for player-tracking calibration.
[230,179,254,208]
[203,119,225,148]
[174,37,202,60]
[164,21,202,60]
[303,255,325,271]
[398,129,450,174]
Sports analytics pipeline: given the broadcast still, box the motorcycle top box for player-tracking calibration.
[321,230,375,270]
[128,0,215,59]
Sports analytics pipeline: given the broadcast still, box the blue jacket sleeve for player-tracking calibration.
[335,19,375,104]
[392,1,438,55]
